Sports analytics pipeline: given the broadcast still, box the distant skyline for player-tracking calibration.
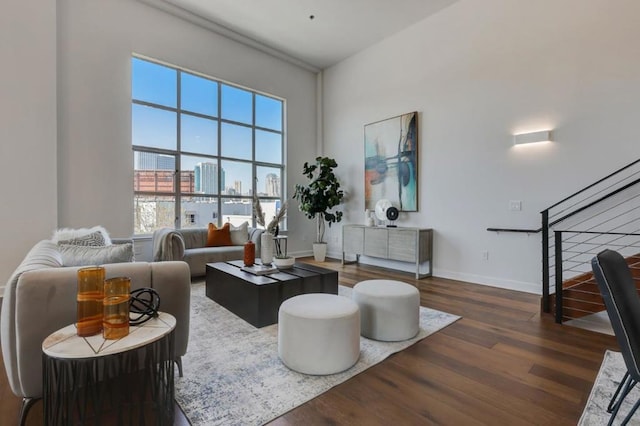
[134,152,279,196]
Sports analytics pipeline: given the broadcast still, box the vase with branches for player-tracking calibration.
[253,198,288,265]
[292,156,344,261]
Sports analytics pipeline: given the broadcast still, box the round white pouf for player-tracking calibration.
[353,279,420,341]
[278,293,360,375]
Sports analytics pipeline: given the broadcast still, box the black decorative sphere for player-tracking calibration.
[386,206,399,221]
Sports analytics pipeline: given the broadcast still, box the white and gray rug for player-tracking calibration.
[175,283,461,425]
[580,350,640,425]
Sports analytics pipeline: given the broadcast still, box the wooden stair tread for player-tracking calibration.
[556,252,640,321]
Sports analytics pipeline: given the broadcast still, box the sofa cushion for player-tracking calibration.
[183,246,244,276]
[230,221,249,245]
[59,243,134,267]
[206,223,232,247]
[176,228,207,250]
[51,226,112,245]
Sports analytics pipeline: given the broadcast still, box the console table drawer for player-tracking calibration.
[388,229,417,262]
[363,228,388,258]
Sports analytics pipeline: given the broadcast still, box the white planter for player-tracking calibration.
[313,243,327,262]
[260,233,274,265]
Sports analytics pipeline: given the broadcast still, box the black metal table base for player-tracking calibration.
[43,330,175,425]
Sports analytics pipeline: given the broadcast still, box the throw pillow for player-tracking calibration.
[206,223,232,247]
[57,230,106,247]
[51,226,112,245]
[59,243,134,267]
[229,221,249,245]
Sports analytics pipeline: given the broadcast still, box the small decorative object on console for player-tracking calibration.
[386,206,399,227]
[375,199,401,227]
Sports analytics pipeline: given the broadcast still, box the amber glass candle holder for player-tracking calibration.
[77,266,105,337]
[103,277,131,340]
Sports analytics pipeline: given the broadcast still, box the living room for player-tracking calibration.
[2,0,640,424]
[4,0,640,296]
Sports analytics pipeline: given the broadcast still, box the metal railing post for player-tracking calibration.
[554,231,563,324]
[542,210,550,312]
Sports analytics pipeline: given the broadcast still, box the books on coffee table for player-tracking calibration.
[241,264,278,275]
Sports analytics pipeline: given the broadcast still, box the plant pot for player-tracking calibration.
[273,256,295,269]
[313,243,327,262]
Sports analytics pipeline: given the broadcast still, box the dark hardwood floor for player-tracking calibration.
[0,258,617,425]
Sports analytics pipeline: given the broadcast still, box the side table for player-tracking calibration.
[42,312,176,425]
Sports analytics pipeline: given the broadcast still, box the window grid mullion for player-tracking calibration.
[175,70,182,228]
[132,57,284,234]
[216,78,222,225]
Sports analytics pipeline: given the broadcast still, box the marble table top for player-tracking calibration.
[42,312,176,359]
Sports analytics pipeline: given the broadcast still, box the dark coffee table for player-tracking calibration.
[205,260,339,327]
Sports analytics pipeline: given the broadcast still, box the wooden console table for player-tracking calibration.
[342,225,433,279]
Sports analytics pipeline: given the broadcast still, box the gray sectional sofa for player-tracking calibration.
[0,240,191,424]
[152,226,264,277]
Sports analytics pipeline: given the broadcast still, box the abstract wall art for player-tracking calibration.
[364,111,418,211]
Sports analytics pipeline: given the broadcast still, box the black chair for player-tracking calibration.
[592,249,640,425]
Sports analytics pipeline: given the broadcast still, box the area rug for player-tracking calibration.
[579,350,640,425]
[175,283,460,425]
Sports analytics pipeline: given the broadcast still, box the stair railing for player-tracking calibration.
[552,229,640,323]
[489,158,640,323]
[542,159,640,322]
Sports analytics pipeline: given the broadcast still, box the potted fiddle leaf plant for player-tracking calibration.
[293,156,344,261]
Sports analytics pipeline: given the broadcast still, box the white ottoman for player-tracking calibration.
[278,293,360,375]
[352,280,420,341]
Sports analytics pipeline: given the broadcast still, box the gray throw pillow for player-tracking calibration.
[59,243,134,267]
[51,226,112,245]
[57,230,106,247]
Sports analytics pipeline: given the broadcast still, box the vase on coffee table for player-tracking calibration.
[260,233,274,265]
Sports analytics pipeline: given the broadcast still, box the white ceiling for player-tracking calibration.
[144,0,460,71]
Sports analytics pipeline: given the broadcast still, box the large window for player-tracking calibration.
[132,57,285,235]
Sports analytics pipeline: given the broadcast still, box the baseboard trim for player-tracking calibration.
[432,268,540,294]
[326,249,540,295]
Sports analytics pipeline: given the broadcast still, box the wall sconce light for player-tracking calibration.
[513,130,552,145]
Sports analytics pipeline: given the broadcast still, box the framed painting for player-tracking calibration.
[364,111,418,211]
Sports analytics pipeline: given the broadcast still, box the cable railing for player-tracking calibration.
[489,158,640,324]
[551,229,640,323]
[542,158,640,322]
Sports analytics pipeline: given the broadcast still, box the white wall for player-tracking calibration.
[0,0,318,293]
[57,0,318,253]
[0,1,58,289]
[323,0,640,293]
